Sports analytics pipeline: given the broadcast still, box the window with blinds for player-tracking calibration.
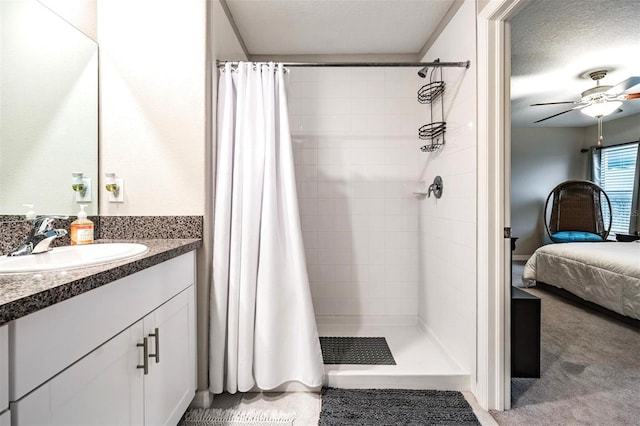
[599,143,639,237]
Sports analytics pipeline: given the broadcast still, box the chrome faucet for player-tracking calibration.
[7,216,69,257]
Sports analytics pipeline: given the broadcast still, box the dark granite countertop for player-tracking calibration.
[0,238,202,325]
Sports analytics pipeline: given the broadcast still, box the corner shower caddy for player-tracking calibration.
[417,58,469,152]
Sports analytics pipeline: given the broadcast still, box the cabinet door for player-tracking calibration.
[12,322,144,426]
[143,287,195,426]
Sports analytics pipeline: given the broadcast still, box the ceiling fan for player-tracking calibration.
[531,70,640,123]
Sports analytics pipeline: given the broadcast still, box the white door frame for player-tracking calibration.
[476,0,529,411]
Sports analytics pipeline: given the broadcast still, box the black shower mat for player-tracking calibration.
[320,336,396,365]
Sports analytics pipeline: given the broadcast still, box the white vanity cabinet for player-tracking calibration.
[12,321,145,425]
[8,251,197,426]
[142,288,196,426]
[1,325,9,425]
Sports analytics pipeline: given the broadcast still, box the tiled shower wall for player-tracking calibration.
[288,67,425,317]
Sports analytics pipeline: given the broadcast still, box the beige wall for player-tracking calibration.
[476,0,491,13]
[211,0,247,60]
[97,0,207,216]
[511,113,640,257]
[584,112,640,147]
[510,127,586,256]
[40,0,97,40]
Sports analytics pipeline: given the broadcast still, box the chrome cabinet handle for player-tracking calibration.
[148,328,160,363]
[137,337,149,375]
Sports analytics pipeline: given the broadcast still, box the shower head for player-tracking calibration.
[418,66,428,78]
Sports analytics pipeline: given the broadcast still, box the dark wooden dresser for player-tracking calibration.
[511,286,541,378]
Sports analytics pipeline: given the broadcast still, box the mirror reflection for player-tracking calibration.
[0,0,98,220]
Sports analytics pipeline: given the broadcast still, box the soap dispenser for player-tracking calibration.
[70,205,94,245]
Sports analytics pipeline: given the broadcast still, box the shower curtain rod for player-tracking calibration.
[216,60,471,69]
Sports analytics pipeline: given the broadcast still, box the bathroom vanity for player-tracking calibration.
[0,239,200,426]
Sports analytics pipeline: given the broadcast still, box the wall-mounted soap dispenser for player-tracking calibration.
[71,172,92,202]
[104,173,124,203]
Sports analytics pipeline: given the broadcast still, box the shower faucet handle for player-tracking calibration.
[428,176,443,199]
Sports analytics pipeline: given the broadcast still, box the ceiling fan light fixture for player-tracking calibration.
[580,100,622,118]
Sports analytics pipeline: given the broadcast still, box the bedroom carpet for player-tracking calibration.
[491,285,640,425]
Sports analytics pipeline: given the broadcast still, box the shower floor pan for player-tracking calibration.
[317,320,470,391]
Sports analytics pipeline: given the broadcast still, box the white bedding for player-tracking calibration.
[523,242,640,320]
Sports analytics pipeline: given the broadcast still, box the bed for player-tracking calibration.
[523,241,640,322]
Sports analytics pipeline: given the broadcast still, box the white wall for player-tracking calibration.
[418,0,476,374]
[510,127,586,256]
[97,0,206,216]
[288,67,424,318]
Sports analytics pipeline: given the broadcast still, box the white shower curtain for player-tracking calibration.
[209,62,323,394]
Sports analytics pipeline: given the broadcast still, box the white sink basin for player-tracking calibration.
[0,243,148,274]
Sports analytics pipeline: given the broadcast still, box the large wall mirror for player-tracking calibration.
[0,0,98,221]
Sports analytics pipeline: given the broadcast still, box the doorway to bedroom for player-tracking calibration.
[497,0,640,423]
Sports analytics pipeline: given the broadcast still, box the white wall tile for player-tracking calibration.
[298,181,317,198]
[317,198,335,216]
[334,265,352,282]
[302,148,318,165]
[402,298,419,314]
[300,214,318,232]
[384,215,402,232]
[302,231,319,249]
[360,298,385,316]
[291,67,422,318]
[417,0,477,374]
[384,298,404,316]
[318,264,336,282]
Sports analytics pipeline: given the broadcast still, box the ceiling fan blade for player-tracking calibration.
[606,76,640,95]
[623,92,640,100]
[530,101,578,106]
[533,105,585,123]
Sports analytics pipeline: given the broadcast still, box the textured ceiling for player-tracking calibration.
[511,0,640,127]
[224,0,455,56]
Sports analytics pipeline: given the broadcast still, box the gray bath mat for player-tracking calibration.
[320,337,396,365]
[319,387,480,425]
